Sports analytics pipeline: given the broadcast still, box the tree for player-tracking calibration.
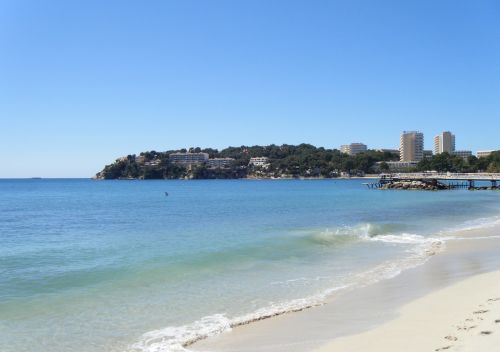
[487,161,500,173]
[379,161,390,172]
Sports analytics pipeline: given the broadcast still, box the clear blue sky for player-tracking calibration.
[1,0,499,177]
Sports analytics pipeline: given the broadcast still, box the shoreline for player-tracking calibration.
[192,221,500,352]
[92,175,381,180]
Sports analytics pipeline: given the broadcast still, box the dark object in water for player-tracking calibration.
[165,192,169,196]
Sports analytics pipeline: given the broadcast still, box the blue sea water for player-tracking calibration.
[1,179,500,352]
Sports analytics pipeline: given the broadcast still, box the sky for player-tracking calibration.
[1,0,499,177]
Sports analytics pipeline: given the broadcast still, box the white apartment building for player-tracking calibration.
[423,150,433,159]
[135,155,145,164]
[477,150,496,158]
[248,157,269,167]
[144,159,161,167]
[375,161,418,172]
[376,148,400,154]
[453,150,472,160]
[400,131,424,162]
[207,158,235,168]
[169,152,209,165]
[434,131,456,154]
[340,143,367,156]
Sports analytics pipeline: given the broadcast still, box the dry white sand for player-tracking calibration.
[315,269,500,352]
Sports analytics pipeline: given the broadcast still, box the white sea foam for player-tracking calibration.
[369,233,437,245]
[356,236,444,286]
[128,284,350,352]
[270,276,330,286]
[309,222,404,245]
[443,215,500,234]
[129,314,232,352]
[451,235,500,241]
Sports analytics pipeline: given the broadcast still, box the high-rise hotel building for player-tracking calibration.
[400,131,424,162]
[434,131,456,155]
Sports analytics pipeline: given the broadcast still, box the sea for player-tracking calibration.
[1,178,500,352]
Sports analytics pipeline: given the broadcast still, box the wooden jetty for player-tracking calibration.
[364,172,500,190]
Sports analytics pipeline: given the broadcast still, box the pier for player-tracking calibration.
[365,173,500,190]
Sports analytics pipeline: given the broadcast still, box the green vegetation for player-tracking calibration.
[416,151,500,173]
[95,144,399,179]
[95,147,500,180]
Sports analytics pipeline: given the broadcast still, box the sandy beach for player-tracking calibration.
[193,222,500,352]
[316,269,500,352]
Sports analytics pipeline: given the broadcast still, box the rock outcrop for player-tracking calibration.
[381,180,448,191]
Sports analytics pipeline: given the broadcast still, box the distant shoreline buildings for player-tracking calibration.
[400,131,424,162]
[340,143,367,156]
[162,132,496,171]
[477,150,496,158]
[342,130,496,172]
[207,158,235,169]
[98,140,499,180]
[453,150,473,159]
[248,157,270,167]
[376,148,399,154]
[341,130,495,165]
[169,152,209,165]
[434,131,455,155]
[169,152,236,169]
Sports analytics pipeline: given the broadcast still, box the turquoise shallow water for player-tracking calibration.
[1,179,500,352]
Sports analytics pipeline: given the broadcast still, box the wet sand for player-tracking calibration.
[192,224,500,352]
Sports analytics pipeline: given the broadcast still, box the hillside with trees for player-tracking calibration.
[416,151,500,173]
[94,144,399,179]
[95,146,500,180]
